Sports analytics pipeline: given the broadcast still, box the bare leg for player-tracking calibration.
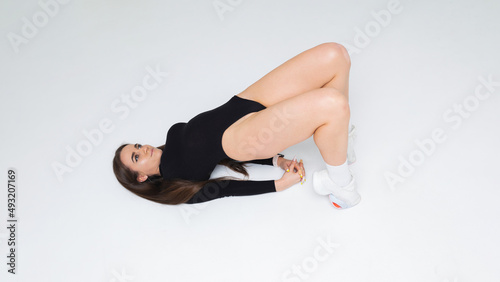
[237,42,351,105]
[222,88,349,166]
[226,43,351,166]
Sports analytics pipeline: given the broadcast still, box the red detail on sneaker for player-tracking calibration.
[332,202,341,209]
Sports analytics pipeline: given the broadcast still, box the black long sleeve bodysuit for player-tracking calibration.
[159,95,278,204]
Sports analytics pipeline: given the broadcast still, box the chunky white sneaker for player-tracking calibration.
[312,169,361,209]
[347,124,356,165]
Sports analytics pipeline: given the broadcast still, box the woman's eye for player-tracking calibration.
[138,144,142,148]
[135,155,139,161]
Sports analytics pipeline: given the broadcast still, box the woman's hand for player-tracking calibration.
[275,156,306,192]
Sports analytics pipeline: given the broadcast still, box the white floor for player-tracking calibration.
[1,0,499,281]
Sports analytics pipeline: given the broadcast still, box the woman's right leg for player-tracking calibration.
[237,42,351,106]
[222,87,349,166]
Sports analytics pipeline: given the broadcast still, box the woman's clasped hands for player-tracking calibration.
[275,155,306,192]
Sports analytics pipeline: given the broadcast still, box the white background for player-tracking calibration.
[1,0,499,281]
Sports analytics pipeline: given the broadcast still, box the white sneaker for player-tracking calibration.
[347,124,356,165]
[312,169,361,209]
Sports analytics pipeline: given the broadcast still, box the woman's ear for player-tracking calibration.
[137,174,148,183]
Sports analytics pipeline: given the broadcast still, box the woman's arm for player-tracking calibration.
[185,179,276,204]
[185,157,304,204]
[244,154,284,166]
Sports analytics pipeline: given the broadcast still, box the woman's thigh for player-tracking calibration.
[223,88,346,161]
[237,42,351,107]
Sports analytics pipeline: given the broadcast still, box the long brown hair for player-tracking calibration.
[112,144,250,205]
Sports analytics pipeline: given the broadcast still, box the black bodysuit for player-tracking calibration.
[159,95,277,204]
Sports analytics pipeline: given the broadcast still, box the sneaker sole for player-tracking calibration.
[329,193,361,209]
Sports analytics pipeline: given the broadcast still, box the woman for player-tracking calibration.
[113,42,360,209]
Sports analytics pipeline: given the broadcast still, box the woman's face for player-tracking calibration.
[120,144,162,181]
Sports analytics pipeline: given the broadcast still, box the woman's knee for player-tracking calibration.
[314,88,350,117]
[317,42,351,68]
